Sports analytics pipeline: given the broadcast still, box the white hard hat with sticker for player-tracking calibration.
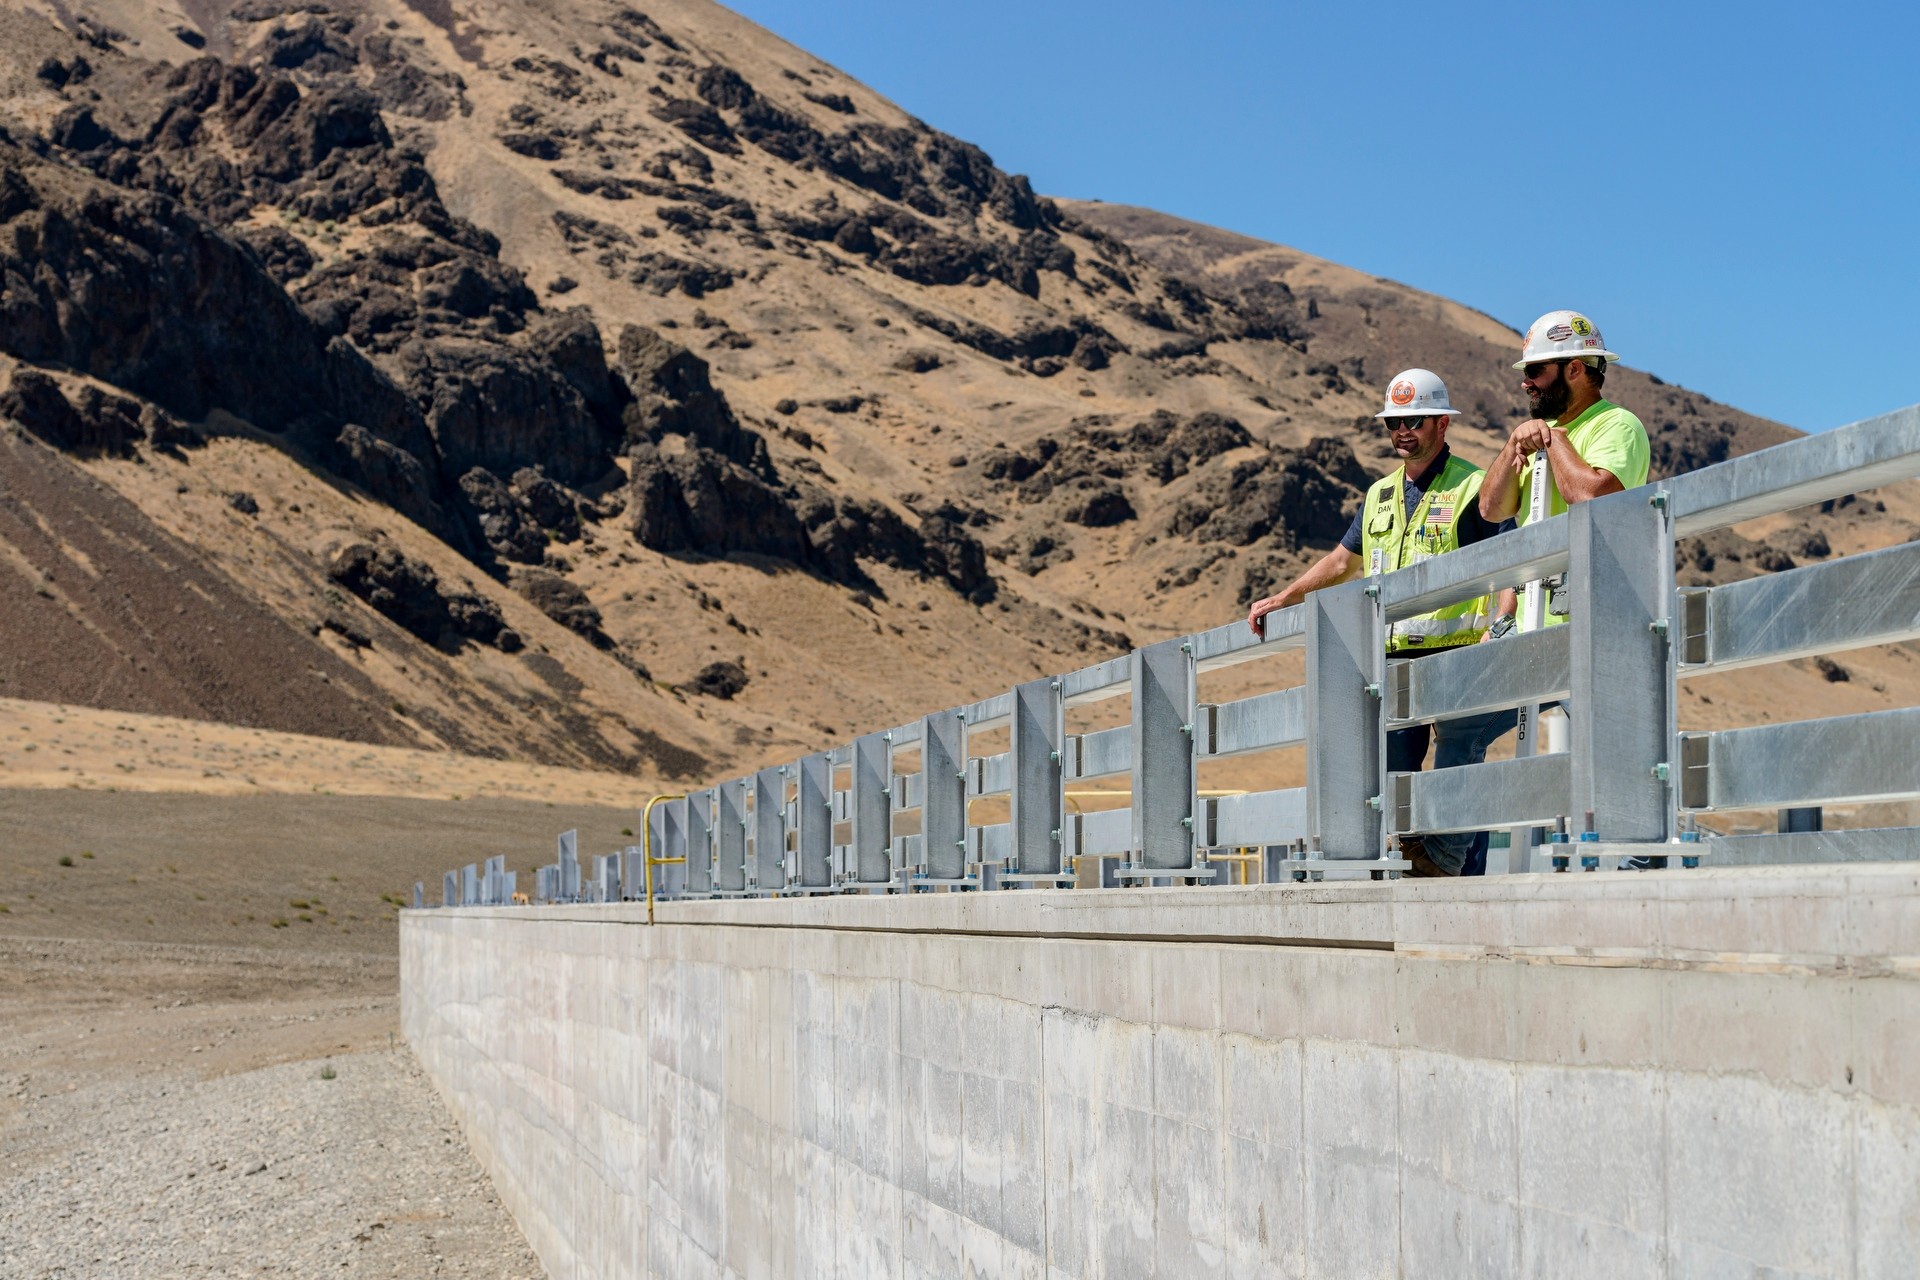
[1514,309,1620,368]
[1375,368,1463,420]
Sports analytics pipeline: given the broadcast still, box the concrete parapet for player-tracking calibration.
[402,863,1920,1278]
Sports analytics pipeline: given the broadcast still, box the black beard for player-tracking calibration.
[1529,376,1572,422]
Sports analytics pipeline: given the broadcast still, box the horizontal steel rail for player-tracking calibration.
[1207,787,1309,848]
[1067,725,1132,780]
[1679,707,1920,811]
[434,403,1920,904]
[1189,607,1307,671]
[1068,807,1132,858]
[1391,754,1573,836]
[961,692,1013,732]
[1678,539,1920,673]
[1387,627,1569,725]
[1201,686,1307,758]
[1061,654,1133,705]
[1666,405,1920,537]
[967,752,1012,798]
[1705,826,1920,865]
[1379,515,1570,623]
[969,822,1012,863]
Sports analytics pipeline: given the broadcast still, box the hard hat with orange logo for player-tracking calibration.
[1513,309,1620,369]
[1375,368,1462,420]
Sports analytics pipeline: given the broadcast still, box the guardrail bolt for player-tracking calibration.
[1180,816,1194,829]
[1049,750,1061,763]
[1364,582,1380,598]
[1366,794,1383,811]
[1180,641,1193,654]
[1649,618,1670,637]
[1050,828,1061,842]
[1651,762,1671,782]
[1050,679,1061,690]
[883,731,893,742]
[1364,682,1382,698]
[1180,722,1194,736]
[1649,490,1670,509]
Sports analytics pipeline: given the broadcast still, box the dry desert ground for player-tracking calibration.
[0,709,662,1278]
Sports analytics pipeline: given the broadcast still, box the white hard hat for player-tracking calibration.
[1514,309,1619,369]
[1375,368,1462,420]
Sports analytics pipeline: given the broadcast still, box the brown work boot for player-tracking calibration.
[1399,836,1456,879]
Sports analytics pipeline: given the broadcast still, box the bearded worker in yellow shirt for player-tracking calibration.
[1480,310,1656,867]
[1478,309,1650,529]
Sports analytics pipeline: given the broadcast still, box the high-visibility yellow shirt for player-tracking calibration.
[1515,399,1651,523]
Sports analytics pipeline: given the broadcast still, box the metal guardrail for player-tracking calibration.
[428,404,1920,904]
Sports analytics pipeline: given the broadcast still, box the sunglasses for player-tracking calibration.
[1385,414,1433,428]
[1522,360,1566,381]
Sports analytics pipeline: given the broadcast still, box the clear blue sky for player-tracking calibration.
[728,0,1919,432]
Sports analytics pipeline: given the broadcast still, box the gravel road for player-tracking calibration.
[0,938,544,1279]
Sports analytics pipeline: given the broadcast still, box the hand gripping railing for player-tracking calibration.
[426,404,1920,904]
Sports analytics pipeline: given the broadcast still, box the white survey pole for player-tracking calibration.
[1505,450,1552,870]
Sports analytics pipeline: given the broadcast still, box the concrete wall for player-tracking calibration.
[401,864,1920,1279]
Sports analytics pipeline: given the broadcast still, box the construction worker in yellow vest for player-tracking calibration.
[1247,369,1517,876]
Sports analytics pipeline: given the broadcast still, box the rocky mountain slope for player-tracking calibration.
[0,0,1908,787]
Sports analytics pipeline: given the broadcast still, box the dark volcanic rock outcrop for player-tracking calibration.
[0,143,428,459]
[615,323,995,599]
[326,542,509,653]
[0,369,142,456]
[510,567,613,649]
[689,659,749,699]
[1167,436,1368,550]
[4,44,630,559]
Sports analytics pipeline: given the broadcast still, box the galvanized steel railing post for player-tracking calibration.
[1305,579,1384,859]
[751,767,784,892]
[1007,677,1066,883]
[659,798,688,899]
[851,731,893,887]
[1567,488,1673,846]
[558,829,580,902]
[685,789,715,897]
[1125,636,1199,880]
[921,709,968,883]
[715,779,748,894]
[794,752,833,890]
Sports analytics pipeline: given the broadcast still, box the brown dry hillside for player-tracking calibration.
[0,0,1912,791]
[1059,200,1803,471]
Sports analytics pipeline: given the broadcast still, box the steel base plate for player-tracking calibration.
[1113,863,1222,881]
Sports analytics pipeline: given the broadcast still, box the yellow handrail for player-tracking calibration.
[641,793,685,924]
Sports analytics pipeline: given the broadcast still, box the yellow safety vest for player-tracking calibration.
[1360,453,1493,653]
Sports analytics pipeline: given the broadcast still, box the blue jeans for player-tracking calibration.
[1387,707,1521,875]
